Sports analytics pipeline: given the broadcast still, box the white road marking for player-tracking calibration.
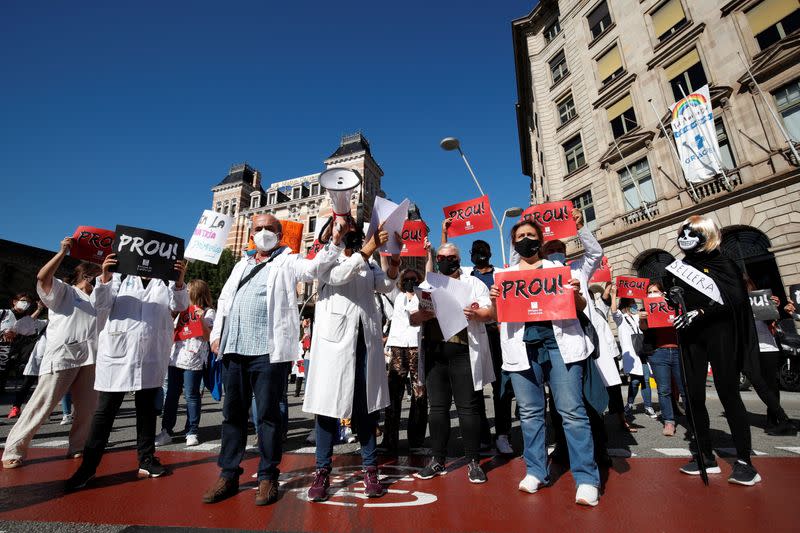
[653,448,692,457]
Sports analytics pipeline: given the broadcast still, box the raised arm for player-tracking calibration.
[293,218,346,281]
[574,210,602,280]
[37,237,73,295]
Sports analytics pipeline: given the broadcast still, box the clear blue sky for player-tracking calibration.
[1,0,535,266]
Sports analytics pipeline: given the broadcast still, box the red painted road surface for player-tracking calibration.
[1,449,798,532]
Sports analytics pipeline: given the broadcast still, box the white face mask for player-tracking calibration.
[253,229,279,252]
[14,301,31,312]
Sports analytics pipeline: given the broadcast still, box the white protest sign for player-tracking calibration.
[424,272,473,339]
[184,210,234,264]
[365,196,410,255]
[426,272,473,308]
[669,85,723,183]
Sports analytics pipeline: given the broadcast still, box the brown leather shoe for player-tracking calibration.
[202,477,239,504]
[255,479,279,506]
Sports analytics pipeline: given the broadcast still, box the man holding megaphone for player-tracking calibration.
[303,218,401,502]
[203,213,345,507]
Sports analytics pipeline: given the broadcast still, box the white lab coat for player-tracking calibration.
[95,275,189,392]
[591,297,622,386]
[36,278,110,375]
[612,310,644,375]
[303,252,395,419]
[499,226,601,371]
[385,292,420,348]
[23,333,47,377]
[171,308,216,371]
[211,243,342,363]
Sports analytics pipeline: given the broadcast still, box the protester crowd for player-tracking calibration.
[2,206,799,509]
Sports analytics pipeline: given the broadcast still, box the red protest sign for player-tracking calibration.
[71,226,116,264]
[305,239,324,259]
[644,297,676,328]
[520,201,577,241]
[591,256,612,283]
[494,266,576,323]
[173,305,206,341]
[616,276,648,299]
[443,195,493,237]
[382,220,428,257]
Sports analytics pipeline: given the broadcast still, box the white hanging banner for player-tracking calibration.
[184,209,234,264]
[669,85,722,183]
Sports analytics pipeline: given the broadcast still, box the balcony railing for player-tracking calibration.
[693,172,742,201]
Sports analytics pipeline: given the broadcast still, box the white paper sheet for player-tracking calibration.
[426,272,473,308]
[430,289,468,340]
[364,196,410,255]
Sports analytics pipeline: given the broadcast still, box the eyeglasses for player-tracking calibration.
[436,255,458,262]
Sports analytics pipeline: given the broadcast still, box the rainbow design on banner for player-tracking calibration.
[671,92,708,121]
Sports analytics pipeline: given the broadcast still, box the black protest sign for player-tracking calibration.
[112,225,184,281]
[749,289,779,322]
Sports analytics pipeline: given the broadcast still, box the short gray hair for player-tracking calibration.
[437,242,460,258]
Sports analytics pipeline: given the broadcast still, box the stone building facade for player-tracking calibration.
[512,0,800,300]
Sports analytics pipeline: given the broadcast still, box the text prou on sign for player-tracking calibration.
[493,266,576,322]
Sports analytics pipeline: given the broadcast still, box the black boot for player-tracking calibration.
[766,410,797,436]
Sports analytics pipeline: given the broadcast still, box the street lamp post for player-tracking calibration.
[440,137,521,266]
[499,206,523,267]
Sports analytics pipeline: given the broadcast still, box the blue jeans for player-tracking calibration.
[315,325,377,470]
[162,366,203,436]
[251,385,288,437]
[508,344,599,488]
[62,392,72,415]
[627,363,652,408]
[218,353,290,481]
[648,348,685,423]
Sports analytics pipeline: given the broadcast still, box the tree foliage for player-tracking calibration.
[184,248,237,304]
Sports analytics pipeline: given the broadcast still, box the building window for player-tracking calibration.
[251,196,260,209]
[618,158,657,211]
[215,201,222,212]
[292,187,301,200]
[571,191,597,231]
[597,44,623,86]
[588,1,612,40]
[557,95,576,125]
[549,50,569,85]
[716,118,736,170]
[651,0,688,42]
[665,49,708,102]
[308,216,317,234]
[563,135,586,174]
[773,79,800,140]
[544,19,561,43]
[311,183,320,196]
[230,201,237,215]
[746,0,800,50]
[223,201,229,215]
[608,94,638,138]
[267,192,277,205]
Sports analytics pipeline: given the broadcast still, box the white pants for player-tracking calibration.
[3,365,98,461]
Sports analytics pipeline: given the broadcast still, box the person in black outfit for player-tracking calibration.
[668,215,761,486]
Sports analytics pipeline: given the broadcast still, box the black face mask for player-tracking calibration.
[401,279,418,293]
[514,237,540,259]
[344,230,364,251]
[471,252,490,267]
[437,257,461,276]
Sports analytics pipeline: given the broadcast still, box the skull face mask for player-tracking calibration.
[677,224,706,253]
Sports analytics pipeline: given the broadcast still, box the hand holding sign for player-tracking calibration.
[749,289,779,321]
[494,266,576,322]
[442,195,493,237]
[382,220,428,257]
[616,276,649,299]
[520,201,577,241]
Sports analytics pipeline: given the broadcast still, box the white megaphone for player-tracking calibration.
[319,167,361,219]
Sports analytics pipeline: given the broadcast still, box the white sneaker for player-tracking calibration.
[60,413,73,426]
[644,406,657,419]
[518,474,541,494]
[343,427,357,444]
[185,434,200,447]
[154,429,172,447]
[496,435,513,455]
[575,484,599,506]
